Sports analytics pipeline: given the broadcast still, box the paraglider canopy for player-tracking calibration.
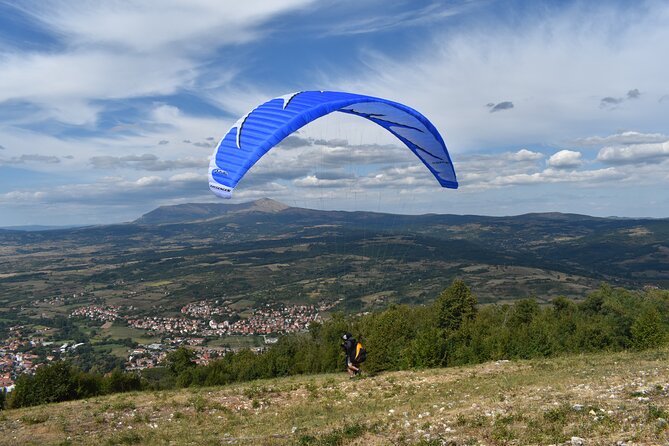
[208,91,457,198]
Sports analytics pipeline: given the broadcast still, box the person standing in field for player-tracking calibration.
[341,332,361,377]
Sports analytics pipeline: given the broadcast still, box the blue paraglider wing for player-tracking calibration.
[208,91,457,198]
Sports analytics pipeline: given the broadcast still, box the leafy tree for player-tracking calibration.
[103,369,142,393]
[579,283,611,316]
[407,326,445,368]
[164,347,197,376]
[73,370,102,398]
[141,367,176,390]
[10,362,77,408]
[364,304,418,372]
[435,280,477,332]
[510,298,539,326]
[552,296,576,316]
[631,307,666,350]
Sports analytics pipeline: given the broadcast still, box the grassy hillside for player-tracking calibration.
[3,348,669,445]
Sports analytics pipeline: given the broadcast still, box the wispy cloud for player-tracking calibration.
[89,154,206,171]
[573,131,668,147]
[0,1,314,125]
[0,154,61,165]
[332,3,669,151]
[490,167,625,187]
[9,1,314,51]
[0,172,207,207]
[318,0,477,36]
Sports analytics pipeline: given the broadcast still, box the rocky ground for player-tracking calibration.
[2,348,669,445]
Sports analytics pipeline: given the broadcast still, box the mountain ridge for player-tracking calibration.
[133,198,290,225]
[131,198,665,226]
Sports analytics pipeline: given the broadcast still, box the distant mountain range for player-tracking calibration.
[1,198,667,311]
[134,198,667,226]
[0,224,87,231]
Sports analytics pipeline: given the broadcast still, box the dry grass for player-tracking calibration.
[3,348,669,445]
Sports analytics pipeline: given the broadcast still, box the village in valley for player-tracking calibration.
[0,297,341,391]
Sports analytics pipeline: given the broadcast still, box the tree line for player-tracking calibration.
[5,281,669,409]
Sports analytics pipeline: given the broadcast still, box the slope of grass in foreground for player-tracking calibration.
[3,349,669,445]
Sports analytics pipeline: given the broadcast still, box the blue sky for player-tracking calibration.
[0,0,668,226]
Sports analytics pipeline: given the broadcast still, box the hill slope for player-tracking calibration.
[3,348,669,445]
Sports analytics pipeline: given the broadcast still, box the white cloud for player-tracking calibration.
[169,172,203,182]
[460,166,625,190]
[0,50,192,101]
[597,141,669,164]
[0,1,313,124]
[293,175,338,188]
[0,102,225,180]
[333,3,669,152]
[89,154,206,171]
[510,149,544,162]
[501,167,624,185]
[0,172,207,207]
[547,150,583,169]
[19,0,312,53]
[457,150,544,180]
[456,149,628,190]
[320,1,474,36]
[0,50,196,125]
[134,176,164,187]
[574,131,669,147]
